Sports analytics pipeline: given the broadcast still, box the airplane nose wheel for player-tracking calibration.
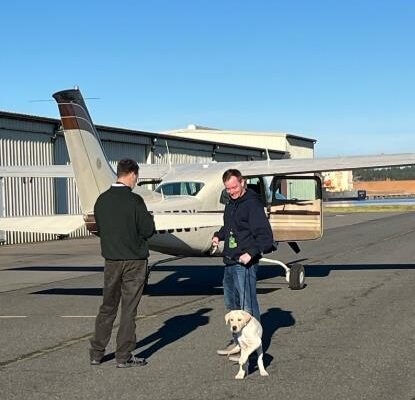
[287,262,305,290]
[260,258,306,290]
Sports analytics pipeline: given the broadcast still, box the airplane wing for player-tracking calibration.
[0,215,85,235]
[0,165,74,178]
[137,164,172,181]
[234,153,415,176]
[0,213,222,235]
[3,153,414,189]
[131,152,415,182]
[0,163,171,181]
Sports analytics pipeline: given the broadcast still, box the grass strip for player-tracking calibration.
[323,205,415,213]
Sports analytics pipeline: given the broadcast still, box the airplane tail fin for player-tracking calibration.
[53,89,115,214]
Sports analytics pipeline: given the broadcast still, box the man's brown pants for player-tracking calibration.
[89,259,148,363]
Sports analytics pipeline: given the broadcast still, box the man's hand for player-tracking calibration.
[210,236,220,254]
[238,253,252,265]
[212,236,220,247]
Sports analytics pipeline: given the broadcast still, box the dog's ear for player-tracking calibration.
[241,310,252,324]
[225,311,232,325]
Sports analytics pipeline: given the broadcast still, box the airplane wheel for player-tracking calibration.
[289,263,305,290]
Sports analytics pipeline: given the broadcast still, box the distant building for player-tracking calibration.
[322,170,353,192]
[163,124,316,160]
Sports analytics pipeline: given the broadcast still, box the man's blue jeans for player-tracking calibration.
[223,263,261,321]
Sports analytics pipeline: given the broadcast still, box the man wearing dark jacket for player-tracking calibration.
[212,169,274,358]
[89,158,155,368]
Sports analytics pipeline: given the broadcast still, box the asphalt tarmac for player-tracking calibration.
[0,212,414,400]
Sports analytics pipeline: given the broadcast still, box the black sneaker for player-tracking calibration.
[116,356,147,368]
[90,359,102,366]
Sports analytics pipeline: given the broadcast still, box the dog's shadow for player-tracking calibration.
[248,307,295,372]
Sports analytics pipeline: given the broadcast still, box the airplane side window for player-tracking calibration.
[155,182,204,196]
[269,176,320,204]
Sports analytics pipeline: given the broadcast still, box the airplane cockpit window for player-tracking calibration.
[155,181,204,196]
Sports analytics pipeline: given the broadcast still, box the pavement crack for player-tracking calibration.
[358,282,385,300]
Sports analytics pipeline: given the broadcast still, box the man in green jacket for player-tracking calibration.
[89,158,155,368]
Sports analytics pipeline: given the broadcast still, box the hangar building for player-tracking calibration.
[164,124,315,159]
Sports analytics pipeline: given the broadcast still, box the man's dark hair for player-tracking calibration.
[117,158,139,177]
[222,168,243,183]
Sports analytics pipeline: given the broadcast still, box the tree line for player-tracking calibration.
[353,166,415,181]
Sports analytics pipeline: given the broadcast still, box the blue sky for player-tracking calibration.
[1,0,414,156]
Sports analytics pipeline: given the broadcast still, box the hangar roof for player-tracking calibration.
[163,124,316,153]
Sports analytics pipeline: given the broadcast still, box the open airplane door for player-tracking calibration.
[245,175,323,242]
[245,174,323,290]
[265,175,323,242]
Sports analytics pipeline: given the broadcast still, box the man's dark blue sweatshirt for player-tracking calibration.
[214,188,274,265]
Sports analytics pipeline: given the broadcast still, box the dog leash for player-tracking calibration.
[241,265,254,316]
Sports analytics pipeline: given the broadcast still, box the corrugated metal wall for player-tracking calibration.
[287,137,314,159]
[0,119,57,244]
[0,178,5,242]
[153,139,212,165]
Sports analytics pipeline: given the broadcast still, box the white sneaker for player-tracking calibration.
[228,353,240,362]
[217,340,240,356]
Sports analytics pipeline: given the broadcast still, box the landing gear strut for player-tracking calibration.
[261,258,305,290]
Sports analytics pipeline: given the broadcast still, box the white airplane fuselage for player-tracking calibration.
[135,164,227,256]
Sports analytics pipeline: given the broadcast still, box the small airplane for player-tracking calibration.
[2,88,415,290]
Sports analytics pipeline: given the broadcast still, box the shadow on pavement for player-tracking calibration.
[31,264,281,296]
[247,307,296,372]
[101,307,212,363]
[305,263,415,277]
[7,266,103,272]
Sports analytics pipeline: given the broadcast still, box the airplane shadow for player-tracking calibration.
[246,307,295,373]
[7,266,103,272]
[101,307,212,363]
[31,264,282,296]
[144,265,281,296]
[32,287,103,296]
[304,263,415,277]
[28,262,415,296]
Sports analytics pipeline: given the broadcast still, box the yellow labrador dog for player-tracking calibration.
[225,310,269,379]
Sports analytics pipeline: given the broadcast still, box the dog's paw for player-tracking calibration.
[235,372,245,380]
[260,370,269,377]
